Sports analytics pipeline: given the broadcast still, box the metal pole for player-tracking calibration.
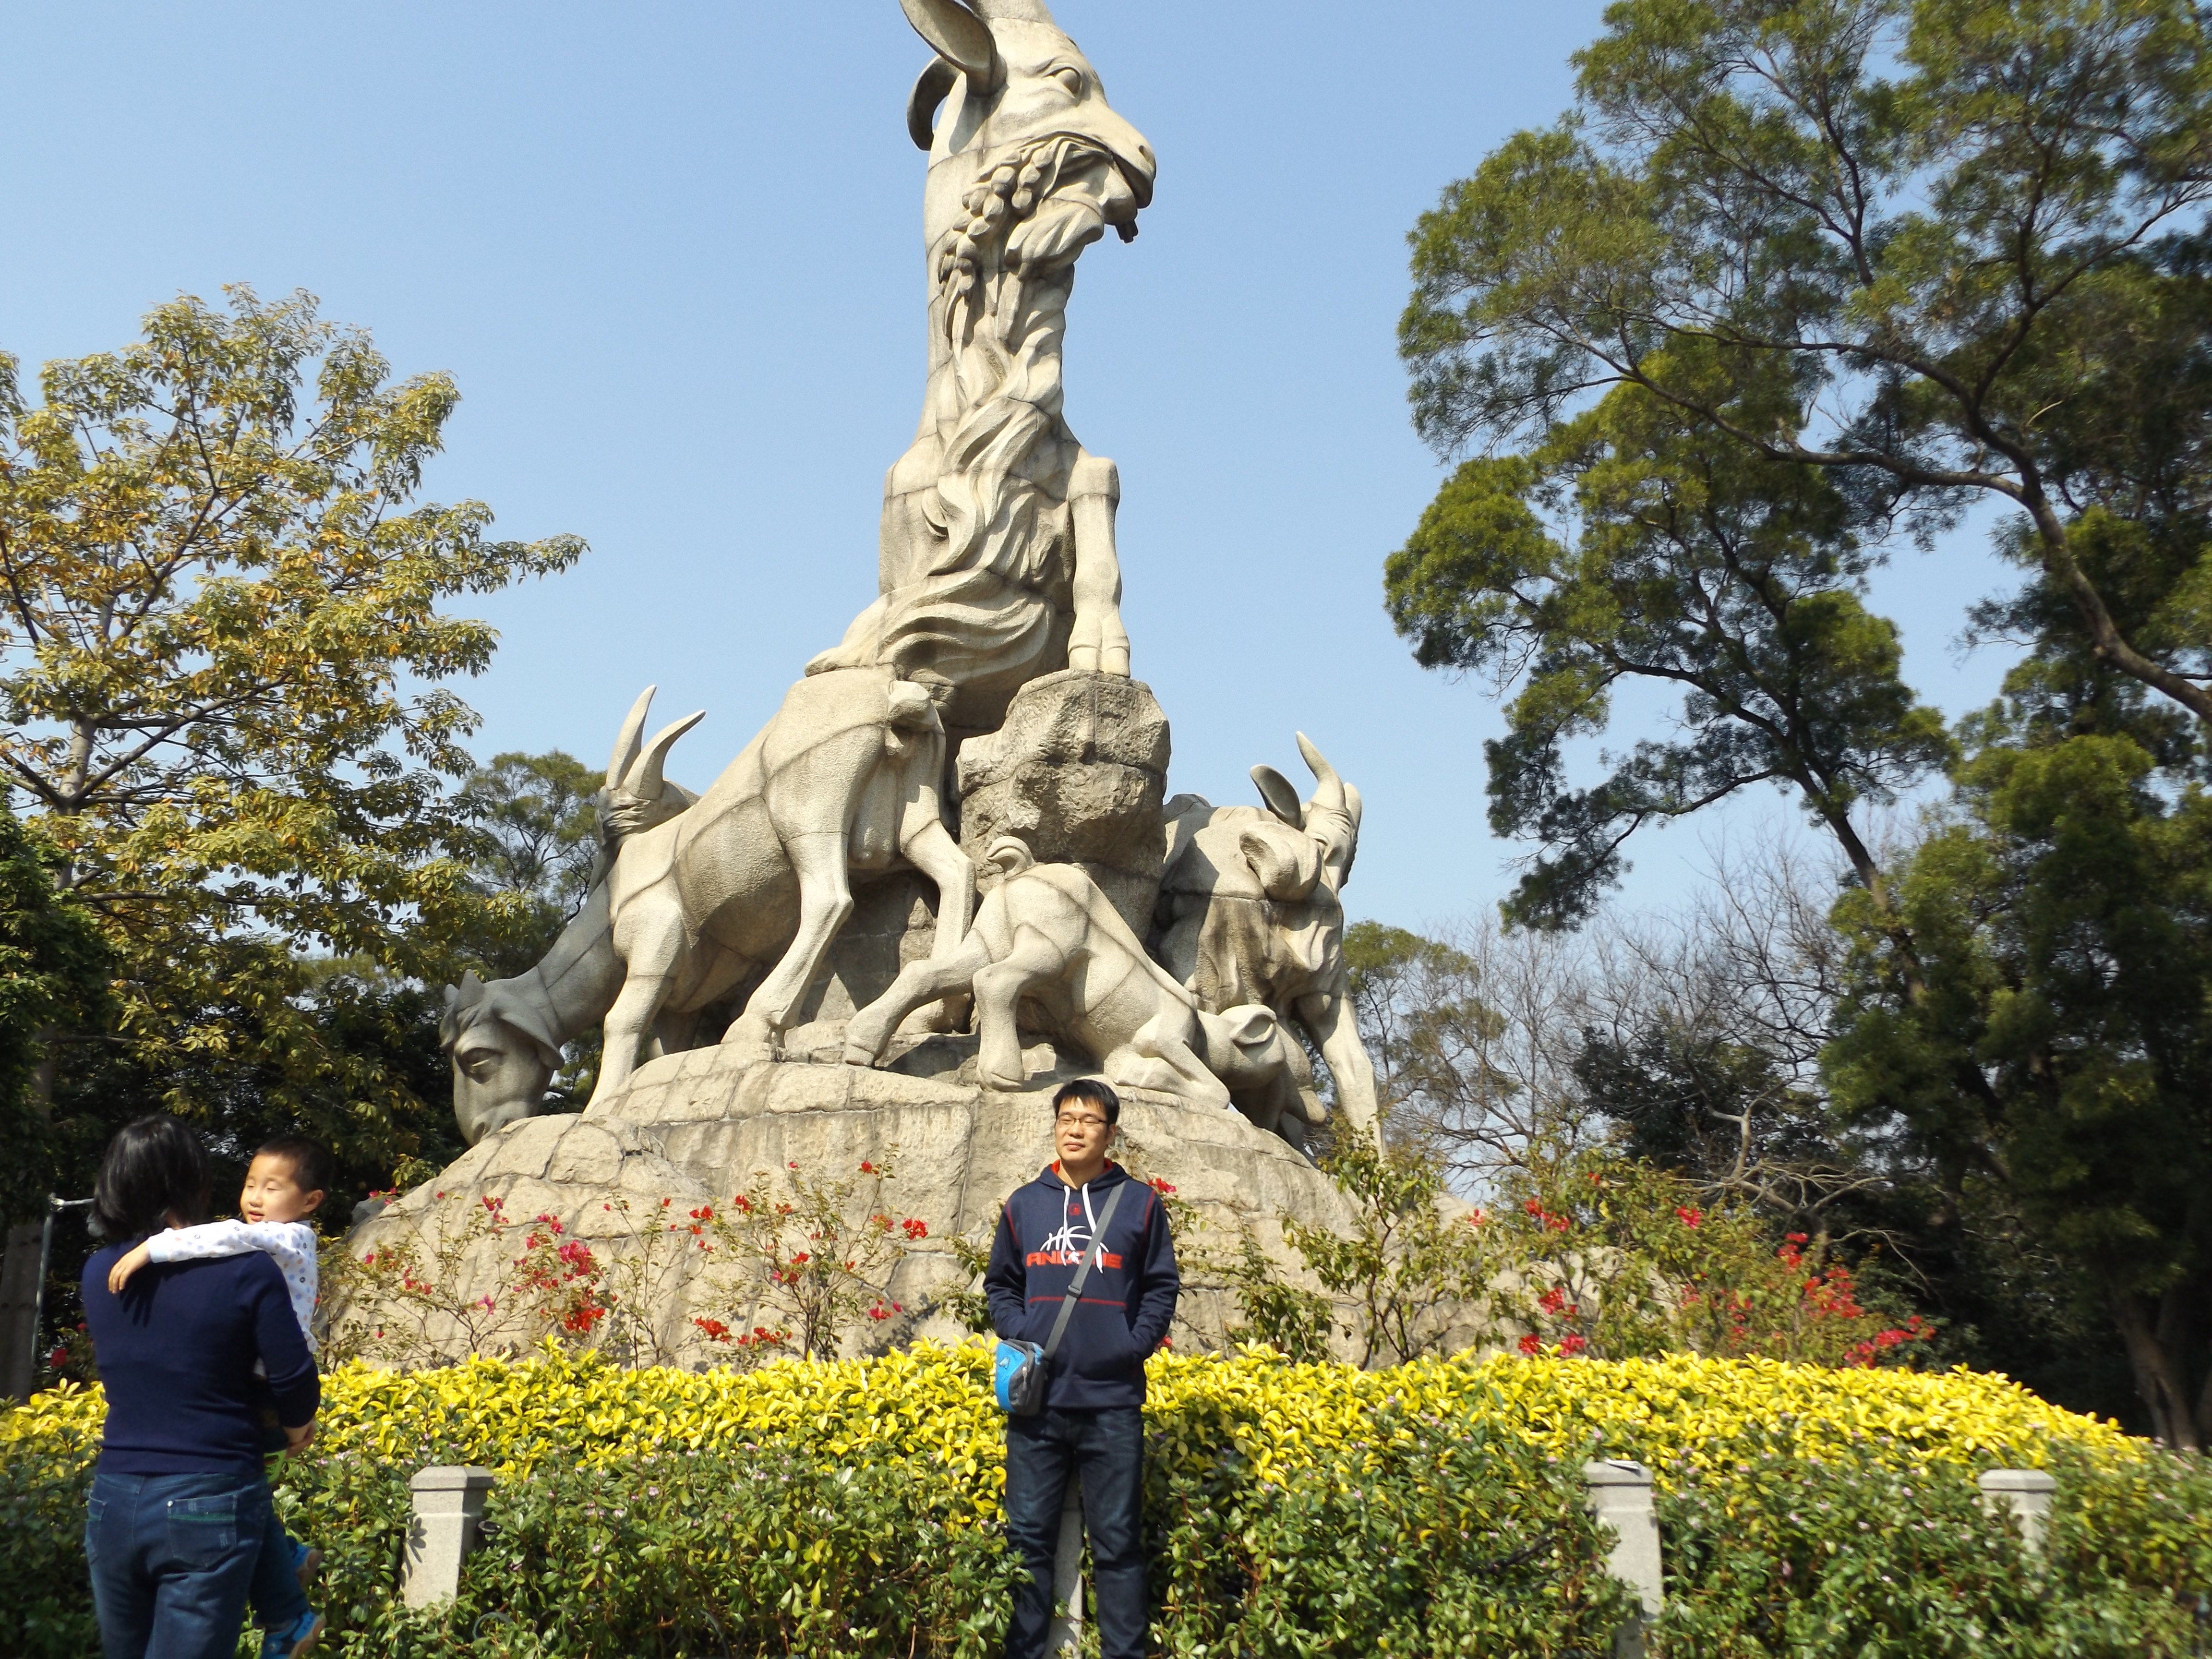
[28,1197,91,1389]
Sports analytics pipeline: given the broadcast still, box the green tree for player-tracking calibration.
[0,285,580,1151]
[1399,0,2212,730]
[454,748,602,978]
[0,287,583,1387]
[1387,377,1950,925]
[0,809,107,1221]
[1827,630,2212,1445]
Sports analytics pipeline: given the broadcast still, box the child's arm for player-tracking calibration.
[105,1240,155,1295]
[144,1219,318,1287]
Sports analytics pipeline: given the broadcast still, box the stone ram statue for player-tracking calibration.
[842,838,1323,1138]
[441,675,975,1142]
[1153,736,1381,1133]
[808,0,1156,742]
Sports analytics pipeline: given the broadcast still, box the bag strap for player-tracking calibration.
[1042,1177,1130,1361]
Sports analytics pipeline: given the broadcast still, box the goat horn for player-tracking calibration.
[898,0,1002,94]
[907,57,958,150]
[624,710,705,801]
[1296,732,1347,817]
[607,686,657,792]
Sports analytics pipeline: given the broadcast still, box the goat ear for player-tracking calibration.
[1218,1004,1279,1050]
[898,0,1002,92]
[1250,765,1305,829]
[907,56,959,150]
[490,993,565,1072]
[1240,825,1320,901]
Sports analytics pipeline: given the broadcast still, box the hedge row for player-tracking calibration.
[5,1344,2210,1657]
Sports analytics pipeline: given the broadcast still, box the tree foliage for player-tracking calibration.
[453,747,602,979]
[1827,624,2212,1446]
[0,286,582,1178]
[1387,377,1950,924]
[0,808,107,1220]
[1400,0,2212,727]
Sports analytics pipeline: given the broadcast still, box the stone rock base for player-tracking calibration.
[337,1043,1359,1369]
[956,670,1170,940]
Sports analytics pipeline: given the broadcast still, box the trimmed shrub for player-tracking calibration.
[5,1345,2208,1657]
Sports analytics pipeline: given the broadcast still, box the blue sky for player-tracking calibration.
[4,2,2021,932]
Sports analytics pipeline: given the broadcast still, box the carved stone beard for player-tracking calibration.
[809,133,1123,733]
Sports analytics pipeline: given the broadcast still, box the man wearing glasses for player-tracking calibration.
[985,1078,1180,1659]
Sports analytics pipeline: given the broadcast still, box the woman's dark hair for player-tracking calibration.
[91,1115,212,1244]
[1052,1076,1121,1125]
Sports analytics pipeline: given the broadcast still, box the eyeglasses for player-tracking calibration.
[1054,1114,1109,1130]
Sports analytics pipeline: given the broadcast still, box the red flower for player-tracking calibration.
[1517,1333,1542,1355]
[1537,1286,1568,1314]
[1559,1334,1589,1357]
[1676,1205,1704,1229]
[902,1218,929,1240]
[859,1160,875,1174]
[1150,1178,1178,1196]
[693,1317,732,1344]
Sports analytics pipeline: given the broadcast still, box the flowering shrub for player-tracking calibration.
[1484,1146,1937,1367]
[5,1347,2207,1657]
[324,1157,931,1370]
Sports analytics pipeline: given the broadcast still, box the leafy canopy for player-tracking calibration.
[0,286,582,1167]
[1400,0,2212,727]
[1387,373,1949,924]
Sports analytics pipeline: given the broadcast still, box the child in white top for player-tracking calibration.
[109,1135,332,1659]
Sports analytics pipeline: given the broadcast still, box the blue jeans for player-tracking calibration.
[1003,1407,1147,1659]
[85,1469,271,1659]
[248,1493,311,1632]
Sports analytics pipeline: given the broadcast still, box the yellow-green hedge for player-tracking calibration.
[6,1344,2207,1659]
[4,1339,2139,1504]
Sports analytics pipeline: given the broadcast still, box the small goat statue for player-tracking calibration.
[442,676,975,1141]
[809,0,1156,739]
[844,838,1324,1137]
[1154,736,1381,1134]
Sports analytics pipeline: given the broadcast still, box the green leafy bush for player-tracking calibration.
[1651,1426,2212,1657]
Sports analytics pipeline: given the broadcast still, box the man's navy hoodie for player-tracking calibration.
[985,1161,1179,1410]
[82,1241,319,1477]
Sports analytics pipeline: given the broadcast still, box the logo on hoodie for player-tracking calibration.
[1029,1213,1123,1271]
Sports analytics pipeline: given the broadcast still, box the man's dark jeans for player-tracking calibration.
[1003,1406,1146,1659]
[86,1468,270,1659]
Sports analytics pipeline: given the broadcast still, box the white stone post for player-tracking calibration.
[1047,1476,1085,1656]
[1978,1468,2057,1562]
[1584,1460,1662,1659]
[403,1466,497,1609]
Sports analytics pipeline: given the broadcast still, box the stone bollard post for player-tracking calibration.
[403,1466,497,1609]
[1047,1477,1085,1656]
[1978,1468,2057,1562]
[1584,1460,1662,1659]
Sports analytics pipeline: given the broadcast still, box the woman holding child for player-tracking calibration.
[79,1116,329,1659]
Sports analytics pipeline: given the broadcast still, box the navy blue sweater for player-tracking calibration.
[985,1162,1179,1409]
[83,1242,320,1477]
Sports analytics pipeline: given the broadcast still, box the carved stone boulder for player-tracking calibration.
[955,670,1169,938]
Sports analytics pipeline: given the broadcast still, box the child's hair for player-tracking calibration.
[92,1116,213,1244]
[256,1134,334,1197]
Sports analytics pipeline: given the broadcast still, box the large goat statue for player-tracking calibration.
[443,674,975,1142]
[843,838,1323,1137]
[808,0,1157,739]
[1153,736,1381,1135]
